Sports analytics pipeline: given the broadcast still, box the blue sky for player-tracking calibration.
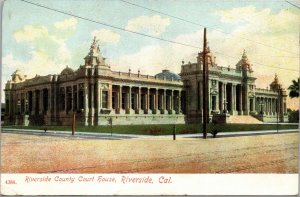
[2,0,299,108]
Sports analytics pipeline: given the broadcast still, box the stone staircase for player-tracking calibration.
[229,115,263,124]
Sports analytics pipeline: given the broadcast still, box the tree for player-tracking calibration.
[288,78,299,98]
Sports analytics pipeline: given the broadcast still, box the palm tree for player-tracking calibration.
[288,78,299,98]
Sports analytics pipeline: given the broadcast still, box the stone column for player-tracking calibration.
[163,89,166,114]
[253,97,256,112]
[147,88,150,112]
[244,84,249,115]
[108,84,112,110]
[265,97,268,114]
[95,81,100,115]
[215,82,219,113]
[134,88,138,111]
[99,87,103,109]
[273,98,276,115]
[138,87,141,113]
[233,84,237,112]
[170,90,174,114]
[220,83,223,112]
[84,82,89,125]
[266,98,270,115]
[178,91,182,114]
[90,83,94,112]
[128,86,132,114]
[119,85,122,112]
[155,89,159,114]
[230,84,234,114]
[96,81,102,112]
[223,82,227,113]
[270,98,273,115]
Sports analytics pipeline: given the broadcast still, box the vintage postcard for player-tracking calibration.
[0,0,299,195]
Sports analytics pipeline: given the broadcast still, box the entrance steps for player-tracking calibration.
[229,115,263,124]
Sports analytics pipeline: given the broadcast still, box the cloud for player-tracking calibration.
[14,25,48,43]
[126,15,170,36]
[111,45,166,74]
[11,17,79,65]
[91,29,120,45]
[215,6,257,24]
[2,54,23,69]
[2,17,80,99]
[112,7,298,109]
[54,17,78,30]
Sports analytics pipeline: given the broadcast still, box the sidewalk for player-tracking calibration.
[1,127,299,139]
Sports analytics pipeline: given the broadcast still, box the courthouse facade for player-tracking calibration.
[4,38,288,126]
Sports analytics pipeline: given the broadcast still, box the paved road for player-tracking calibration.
[1,127,298,140]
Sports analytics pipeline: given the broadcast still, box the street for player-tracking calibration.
[1,131,298,173]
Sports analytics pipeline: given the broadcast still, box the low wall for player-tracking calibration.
[253,114,289,123]
[95,114,185,126]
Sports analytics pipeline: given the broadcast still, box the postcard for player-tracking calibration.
[0,0,299,195]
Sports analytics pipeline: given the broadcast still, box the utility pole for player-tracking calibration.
[202,28,208,139]
[277,88,280,133]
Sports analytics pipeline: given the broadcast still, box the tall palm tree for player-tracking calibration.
[288,78,299,98]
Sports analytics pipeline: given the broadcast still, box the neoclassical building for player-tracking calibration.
[4,37,288,126]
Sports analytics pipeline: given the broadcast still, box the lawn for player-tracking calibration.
[2,123,298,135]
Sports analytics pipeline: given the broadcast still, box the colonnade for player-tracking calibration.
[209,81,253,115]
[255,97,286,115]
[16,83,184,117]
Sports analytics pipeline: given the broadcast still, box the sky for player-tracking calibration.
[1,0,299,109]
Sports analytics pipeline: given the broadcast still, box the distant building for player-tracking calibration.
[3,37,287,126]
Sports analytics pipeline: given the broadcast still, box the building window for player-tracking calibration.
[102,91,108,108]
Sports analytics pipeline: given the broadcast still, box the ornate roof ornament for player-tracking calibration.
[270,73,282,91]
[11,69,26,83]
[197,39,216,66]
[235,49,253,73]
[84,37,106,67]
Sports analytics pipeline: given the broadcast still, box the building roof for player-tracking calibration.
[60,66,74,75]
[155,69,181,81]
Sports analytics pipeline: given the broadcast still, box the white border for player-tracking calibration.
[0,173,298,195]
